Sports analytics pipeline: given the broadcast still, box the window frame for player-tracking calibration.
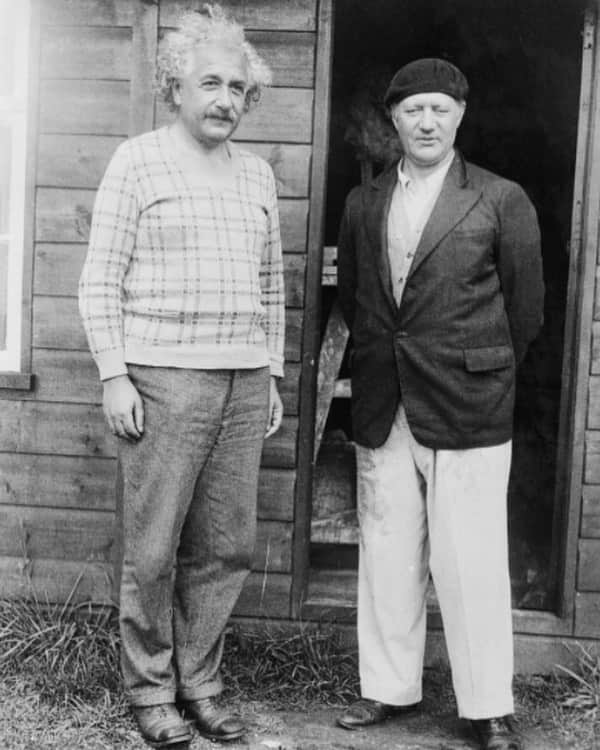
[0,0,37,389]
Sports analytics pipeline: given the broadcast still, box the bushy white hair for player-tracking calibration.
[156,4,272,111]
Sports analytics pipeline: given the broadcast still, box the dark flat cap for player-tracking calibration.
[384,58,469,108]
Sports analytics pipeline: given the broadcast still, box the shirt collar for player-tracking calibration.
[397,148,455,188]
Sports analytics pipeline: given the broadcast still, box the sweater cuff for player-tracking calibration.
[96,348,128,381]
[269,355,284,378]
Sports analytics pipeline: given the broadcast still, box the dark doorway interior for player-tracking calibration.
[315,0,587,610]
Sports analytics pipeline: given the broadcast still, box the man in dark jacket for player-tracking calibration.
[336,59,543,750]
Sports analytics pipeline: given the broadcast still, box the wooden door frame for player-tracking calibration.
[549,0,600,633]
[291,0,334,617]
[291,0,600,637]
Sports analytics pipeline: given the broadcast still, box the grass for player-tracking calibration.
[222,625,360,707]
[512,645,600,749]
[1,595,599,749]
[0,594,120,704]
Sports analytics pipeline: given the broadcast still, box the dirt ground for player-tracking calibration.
[184,704,583,750]
[0,686,591,750]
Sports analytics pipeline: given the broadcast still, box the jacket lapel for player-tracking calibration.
[364,166,397,314]
[407,153,483,281]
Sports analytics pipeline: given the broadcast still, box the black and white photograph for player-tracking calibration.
[0,1,599,748]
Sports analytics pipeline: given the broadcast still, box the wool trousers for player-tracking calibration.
[356,404,514,719]
[117,365,269,707]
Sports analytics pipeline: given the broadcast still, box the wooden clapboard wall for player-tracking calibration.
[0,0,329,619]
[550,3,600,641]
[573,6,600,639]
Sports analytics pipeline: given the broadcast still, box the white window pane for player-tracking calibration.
[0,241,8,350]
[0,1,16,97]
[0,123,10,233]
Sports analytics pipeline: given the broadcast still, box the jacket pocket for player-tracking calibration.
[463,345,513,372]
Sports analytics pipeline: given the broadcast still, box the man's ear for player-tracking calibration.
[244,86,258,114]
[389,104,401,133]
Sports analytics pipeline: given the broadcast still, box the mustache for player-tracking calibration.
[206,111,235,122]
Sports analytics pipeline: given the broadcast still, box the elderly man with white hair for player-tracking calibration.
[79,5,284,747]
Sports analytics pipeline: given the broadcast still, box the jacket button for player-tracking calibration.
[397,330,408,338]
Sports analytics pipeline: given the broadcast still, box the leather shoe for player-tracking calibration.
[181,697,246,741]
[471,716,522,750]
[337,698,420,730]
[132,703,192,748]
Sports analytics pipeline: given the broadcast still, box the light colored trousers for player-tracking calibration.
[356,404,514,719]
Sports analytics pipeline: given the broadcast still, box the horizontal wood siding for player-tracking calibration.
[0,400,298,466]
[0,454,117,511]
[33,243,306,308]
[584,432,600,483]
[233,572,292,618]
[581,333,600,627]
[31,295,303,363]
[0,556,117,605]
[582,485,600,537]
[0,507,116,563]
[0,506,291,572]
[40,82,313,142]
[35,188,309,253]
[41,80,131,136]
[578,539,600,591]
[245,31,314,87]
[37,136,125,189]
[155,89,314,142]
[575,592,600,638]
[572,7,600,638]
[40,0,135,26]
[585,320,600,617]
[26,349,301,416]
[587,375,600,425]
[41,26,133,79]
[0,0,320,617]
[158,1,317,31]
[0,452,294,521]
[155,29,315,88]
[0,555,291,617]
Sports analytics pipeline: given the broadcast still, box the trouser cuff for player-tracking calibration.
[361,682,422,706]
[457,695,515,719]
[178,675,224,702]
[126,687,177,707]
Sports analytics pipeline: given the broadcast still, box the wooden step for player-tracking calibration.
[321,245,338,286]
[311,509,358,544]
[302,568,441,623]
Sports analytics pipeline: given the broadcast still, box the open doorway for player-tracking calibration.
[312,0,587,612]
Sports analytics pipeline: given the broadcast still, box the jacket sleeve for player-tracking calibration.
[496,183,544,365]
[337,194,358,332]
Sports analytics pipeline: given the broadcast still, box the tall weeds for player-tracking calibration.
[0,595,120,704]
[557,644,600,719]
[222,625,360,707]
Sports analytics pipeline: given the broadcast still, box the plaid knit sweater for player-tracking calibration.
[79,128,285,381]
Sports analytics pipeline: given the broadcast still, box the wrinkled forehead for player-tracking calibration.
[182,42,249,83]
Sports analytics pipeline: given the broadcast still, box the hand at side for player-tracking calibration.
[265,376,283,438]
[102,374,144,441]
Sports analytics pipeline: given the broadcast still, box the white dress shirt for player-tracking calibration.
[387,149,454,305]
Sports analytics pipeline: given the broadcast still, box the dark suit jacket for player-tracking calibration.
[337,152,544,450]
